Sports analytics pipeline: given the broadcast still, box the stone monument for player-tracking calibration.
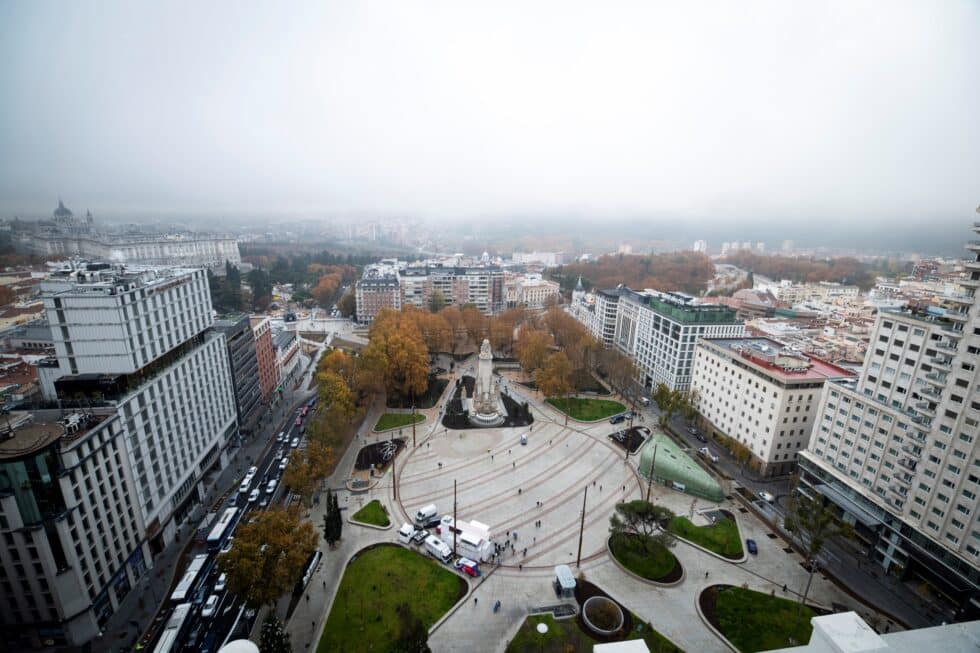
[470,338,505,426]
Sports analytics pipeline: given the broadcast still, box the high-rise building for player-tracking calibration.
[693,240,707,254]
[250,315,277,405]
[691,337,855,476]
[213,314,262,434]
[3,263,238,647]
[797,228,980,615]
[588,288,623,346]
[611,289,745,392]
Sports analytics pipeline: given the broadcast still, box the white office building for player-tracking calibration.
[612,289,745,392]
[798,228,980,617]
[691,337,855,476]
[0,263,239,647]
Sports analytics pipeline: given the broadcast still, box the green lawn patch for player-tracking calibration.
[373,412,425,432]
[547,397,625,421]
[506,613,683,653]
[608,533,679,582]
[318,544,465,653]
[351,500,390,527]
[712,586,816,652]
[668,515,743,559]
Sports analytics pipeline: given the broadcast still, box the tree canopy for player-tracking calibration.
[218,507,318,607]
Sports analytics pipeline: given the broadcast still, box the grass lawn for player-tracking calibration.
[351,500,390,527]
[507,613,683,653]
[668,516,743,558]
[547,397,625,421]
[373,412,425,432]
[608,533,678,582]
[318,545,464,653]
[714,586,816,652]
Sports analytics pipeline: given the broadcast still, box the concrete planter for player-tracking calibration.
[581,596,625,637]
[605,534,686,587]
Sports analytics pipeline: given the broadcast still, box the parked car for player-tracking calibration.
[295,417,302,427]
[410,529,428,545]
[758,491,776,503]
[639,397,651,406]
[247,466,258,476]
[248,489,260,503]
[279,457,289,471]
[201,594,219,618]
[219,537,234,555]
[214,573,227,592]
[276,432,285,443]
[291,437,300,449]
[697,447,719,463]
[746,538,758,555]
[610,414,626,424]
[454,557,481,577]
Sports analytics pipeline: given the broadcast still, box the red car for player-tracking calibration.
[301,406,309,416]
[295,417,302,427]
[454,557,480,577]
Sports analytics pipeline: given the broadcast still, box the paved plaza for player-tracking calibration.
[287,364,893,653]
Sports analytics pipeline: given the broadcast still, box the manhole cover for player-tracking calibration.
[536,623,549,634]
[766,533,778,539]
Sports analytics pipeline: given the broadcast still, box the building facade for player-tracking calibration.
[4,263,239,647]
[354,262,505,323]
[250,316,277,405]
[588,288,622,346]
[26,201,241,271]
[274,330,300,386]
[797,229,980,615]
[613,289,745,392]
[213,314,262,434]
[503,273,560,309]
[691,337,855,476]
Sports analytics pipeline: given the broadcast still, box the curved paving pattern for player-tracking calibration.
[397,415,640,566]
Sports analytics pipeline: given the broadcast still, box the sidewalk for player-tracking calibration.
[97,385,309,653]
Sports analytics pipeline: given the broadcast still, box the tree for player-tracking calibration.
[439,306,464,355]
[461,306,488,346]
[428,289,447,313]
[311,273,342,306]
[223,262,244,310]
[322,489,343,547]
[218,507,318,607]
[392,605,431,653]
[652,383,691,429]
[599,347,637,395]
[784,493,854,617]
[516,328,553,375]
[259,613,292,653]
[282,440,333,506]
[337,291,356,318]
[535,351,574,424]
[247,268,273,311]
[609,500,676,549]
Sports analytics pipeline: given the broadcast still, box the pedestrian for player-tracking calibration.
[623,485,626,492]
[474,597,478,605]
[533,536,536,544]
[512,462,515,468]
[306,594,310,602]
[509,449,511,454]
[523,547,527,556]
[322,580,326,588]
[492,454,494,461]
[519,564,522,571]
[514,531,517,540]
[599,485,602,492]
[593,480,596,487]
[705,571,709,579]
[782,584,787,592]
[518,488,521,495]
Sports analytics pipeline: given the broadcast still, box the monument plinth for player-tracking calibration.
[469,339,505,426]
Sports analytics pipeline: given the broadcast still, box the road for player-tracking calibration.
[143,389,318,652]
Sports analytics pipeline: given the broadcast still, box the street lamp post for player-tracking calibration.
[644,438,659,504]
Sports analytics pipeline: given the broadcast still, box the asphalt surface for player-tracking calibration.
[139,390,316,653]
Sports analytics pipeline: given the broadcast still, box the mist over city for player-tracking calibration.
[1,3,980,653]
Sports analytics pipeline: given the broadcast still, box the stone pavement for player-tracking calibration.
[283,375,895,653]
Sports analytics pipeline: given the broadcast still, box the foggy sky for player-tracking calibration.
[1,1,978,227]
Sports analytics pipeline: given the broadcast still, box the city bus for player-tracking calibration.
[152,603,192,653]
[170,554,209,603]
[206,507,238,552]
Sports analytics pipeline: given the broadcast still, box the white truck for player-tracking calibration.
[438,516,494,562]
[414,504,439,527]
[424,535,452,563]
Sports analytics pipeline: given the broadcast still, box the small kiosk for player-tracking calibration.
[553,564,576,599]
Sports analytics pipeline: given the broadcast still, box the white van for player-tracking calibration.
[266,479,278,495]
[424,535,452,563]
[414,504,438,527]
[398,523,415,544]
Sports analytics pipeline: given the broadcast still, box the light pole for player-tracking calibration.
[645,437,659,504]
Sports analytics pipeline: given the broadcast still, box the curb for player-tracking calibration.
[347,517,393,531]
[669,510,748,564]
[605,535,685,588]
[694,586,741,653]
[372,415,427,433]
